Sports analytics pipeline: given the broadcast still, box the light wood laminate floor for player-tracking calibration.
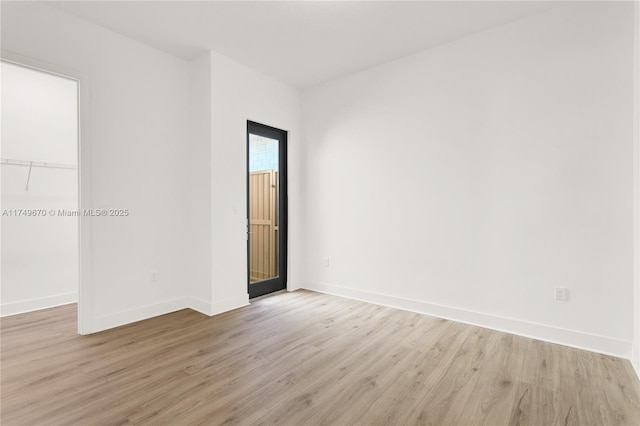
[1,290,639,425]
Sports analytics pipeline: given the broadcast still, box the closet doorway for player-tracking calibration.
[0,60,80,328]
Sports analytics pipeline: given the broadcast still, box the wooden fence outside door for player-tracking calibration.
[249,170,278,282]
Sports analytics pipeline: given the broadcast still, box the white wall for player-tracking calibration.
[188,52,213,314]
[0,3,301,330]
[154,47,302,316]
[203,51,301,314]
[301,3,636,358]
[1,62,78,315]
[2,1,635,360]
[185,50,302,315]
[162,48,303,317]
[1,2,192,332]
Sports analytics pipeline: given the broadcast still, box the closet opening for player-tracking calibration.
[1,60,80,329]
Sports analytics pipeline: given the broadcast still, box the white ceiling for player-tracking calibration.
[48,1,556,89]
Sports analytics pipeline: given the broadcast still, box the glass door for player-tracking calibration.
[247,121,287,298]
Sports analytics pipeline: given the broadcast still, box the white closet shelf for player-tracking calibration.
[0,157,77,170]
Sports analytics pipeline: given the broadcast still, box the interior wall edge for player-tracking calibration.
[187,295,213,316]
[0,292,78,317]
[302,281,633,361]
[287,281,302,292]
[209,294,249,316]
[633,0,640,381]
[186,294,249,318]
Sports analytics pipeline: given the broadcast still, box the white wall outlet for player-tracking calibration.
[323,257,330,267]
[554,286,569,301]
[150,270,159,283]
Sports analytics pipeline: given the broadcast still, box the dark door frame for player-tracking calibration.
[247,120,288,299]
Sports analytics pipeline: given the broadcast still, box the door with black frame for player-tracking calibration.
[247,121,287,299]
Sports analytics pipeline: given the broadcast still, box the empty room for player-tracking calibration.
[1,1,639,425]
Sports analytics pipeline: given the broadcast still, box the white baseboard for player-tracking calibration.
[188,296,213,316]
[303,281,632,360]
[287,280,302,292]
[84,294,249,334]
[90,297,189,333]
[185,294,249,317]
[210,293,249,316]
[1,292,78,317]
[84,293,251,333]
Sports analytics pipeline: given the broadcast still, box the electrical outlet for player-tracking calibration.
[554,287,569,302]
[150,270,159,284]
[323,257,330,267]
